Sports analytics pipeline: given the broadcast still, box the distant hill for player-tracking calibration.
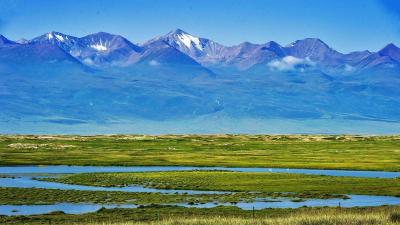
[1,29,400,133]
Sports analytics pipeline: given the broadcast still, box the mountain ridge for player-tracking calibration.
[1,29,400,128]
[2,29,396,74]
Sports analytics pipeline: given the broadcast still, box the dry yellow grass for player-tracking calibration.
[88,209,400,225]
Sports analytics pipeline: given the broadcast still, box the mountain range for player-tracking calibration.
[1,29,400,133]
[2,29,399,73]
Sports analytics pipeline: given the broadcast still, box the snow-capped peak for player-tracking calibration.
[168,29,203,51]
[47,33,54,40]
[176,32,202,50]
[40,32,71,43]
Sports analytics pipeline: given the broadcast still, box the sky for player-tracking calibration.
[0,0,399,53]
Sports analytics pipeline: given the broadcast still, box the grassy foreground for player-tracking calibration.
[92,210,400,225]
[1,205,399,225]
[90,212,400,225]
[43,171,400,196]
[0,135,400,171]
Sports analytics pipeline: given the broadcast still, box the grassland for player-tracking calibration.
[0,135,400,171]
[1,205,399,225]
[89,209,400,225]
[1,134,399,225]
[89,208,400,225]
[42,171,400,197]
[0,187,330,205]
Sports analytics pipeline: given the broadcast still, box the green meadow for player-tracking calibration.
[1,135,400,225]
[42,171,400,197]
[0,187,333,205]
[0,135,400,171]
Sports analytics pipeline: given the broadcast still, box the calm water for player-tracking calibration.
[0,176,226,194]
[1,195,400,216]
[0,165,398,194]
[0,165,399,215]
[0,165,399,178]
[0,203,138,216]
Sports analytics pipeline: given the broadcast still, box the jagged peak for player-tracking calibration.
[238,41,257,46]
[31,31,76,43]
[81,32,123,40]
[264,41,282,48]
[80,32,137,45]
[166,29,200,40]
[286,38,330,48]
[161,29,203,50]
[168,28,188,35]
[378,43,400,61]
[80,32,141,53]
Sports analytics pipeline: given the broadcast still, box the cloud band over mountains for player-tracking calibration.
[267,56,316,71]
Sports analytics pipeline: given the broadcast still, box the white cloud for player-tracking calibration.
[268,56,315,71]
[149,60,160,66]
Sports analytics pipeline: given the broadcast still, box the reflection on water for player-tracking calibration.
[1,194,400,216]
[0,165,399,216]
[0,203,138,216]
[0,165,399,178]
[0,176,226,194]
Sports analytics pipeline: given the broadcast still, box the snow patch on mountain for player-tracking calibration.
[176,32,202,50]
[9,29,399,74]
[90,43,108,51]
[54,34,65,42]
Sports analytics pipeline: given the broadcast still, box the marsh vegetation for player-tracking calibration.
[42,171,400,197]
[0,135,399,224]
[1,205,399,225]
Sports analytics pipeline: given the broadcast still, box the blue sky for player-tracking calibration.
[0,0,399,53]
